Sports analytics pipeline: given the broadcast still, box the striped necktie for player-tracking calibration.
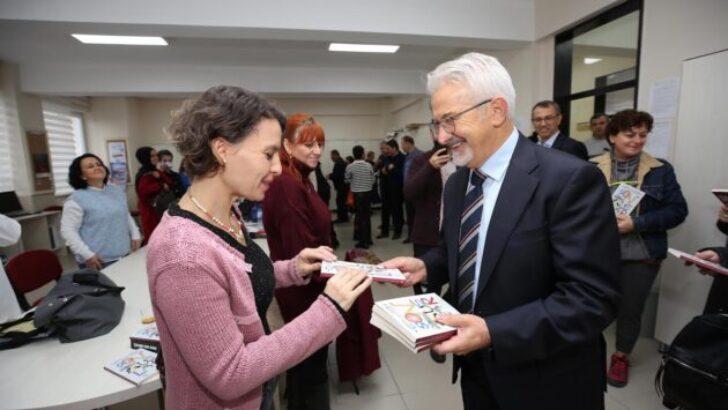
[457,169,486,313]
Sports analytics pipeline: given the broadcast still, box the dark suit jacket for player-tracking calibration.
[529,132,588,161]
[331,158,348,191]
[421,134,620,408]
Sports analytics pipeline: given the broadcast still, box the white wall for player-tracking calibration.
[637,0,728,156]
[535,0,620,39]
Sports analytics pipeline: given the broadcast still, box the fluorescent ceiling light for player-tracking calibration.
[584,57,602,65]
[329,43,399,53]
[71,34,168,46]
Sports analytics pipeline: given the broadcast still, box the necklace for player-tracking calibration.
[188,193,245,243]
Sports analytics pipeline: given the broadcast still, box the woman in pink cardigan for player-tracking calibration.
[147,85,372,410]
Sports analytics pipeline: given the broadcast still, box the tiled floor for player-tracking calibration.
[110,212,668,409]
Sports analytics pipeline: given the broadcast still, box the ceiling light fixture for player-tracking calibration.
[329,43,399,53]
[584,57,602,65]
[71,34,168,46]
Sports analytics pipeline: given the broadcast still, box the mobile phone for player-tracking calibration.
[713,189,728,205]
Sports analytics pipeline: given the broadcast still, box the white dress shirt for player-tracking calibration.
[471,127,519,307]
[537,131,559,148]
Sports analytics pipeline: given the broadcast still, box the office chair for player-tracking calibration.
[5,249,63,311]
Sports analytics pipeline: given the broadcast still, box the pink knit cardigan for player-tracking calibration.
[147,213,347,409]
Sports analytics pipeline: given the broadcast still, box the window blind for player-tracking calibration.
[0,92,15,192]
[42,101,86,195]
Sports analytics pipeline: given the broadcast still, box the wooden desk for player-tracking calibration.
[0,248,161,410]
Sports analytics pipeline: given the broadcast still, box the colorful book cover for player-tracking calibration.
[372,293,458,343]
[668,248,728,277]
[612,183,645,215]
[321,260,406,284]
[130,325,159,343]
[104,349,158,386]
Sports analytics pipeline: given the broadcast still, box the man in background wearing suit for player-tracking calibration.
[529,100,589,161]
[384,53,620,409]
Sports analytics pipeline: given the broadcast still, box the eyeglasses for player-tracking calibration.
[531,114,559,124]
[430,99,492,137]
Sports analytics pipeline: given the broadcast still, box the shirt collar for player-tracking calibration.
[541,131,560,148]
[478,127,518,183]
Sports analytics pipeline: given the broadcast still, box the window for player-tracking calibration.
[42,101,87,195]
[0,92,17,192]
[554,0,642,141]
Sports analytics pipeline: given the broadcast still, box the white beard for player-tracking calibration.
[451,144,474,167]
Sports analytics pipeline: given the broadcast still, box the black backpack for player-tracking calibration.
[0,269,125,349]
[656,313,728,410]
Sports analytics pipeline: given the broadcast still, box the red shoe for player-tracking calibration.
[607,353,629,387]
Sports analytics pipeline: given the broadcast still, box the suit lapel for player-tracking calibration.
[474,136,540,303]
[551,132,564,150]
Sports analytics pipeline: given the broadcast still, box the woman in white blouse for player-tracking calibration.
[0,214,23,322]
[61,154,141,270]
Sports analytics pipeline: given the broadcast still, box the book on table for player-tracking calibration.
[612,183,645,215]
[104,349,158,386]
[712,189,728,205]
[130,324,161,353]
[370,293,458,353]
[320,260,406,284]
[668,248,728,277]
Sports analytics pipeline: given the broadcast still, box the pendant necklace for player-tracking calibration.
[188,192,244,243]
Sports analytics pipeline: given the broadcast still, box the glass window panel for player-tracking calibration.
[568,96,595,142]
[570,11,639,94]
[605,87,635,115]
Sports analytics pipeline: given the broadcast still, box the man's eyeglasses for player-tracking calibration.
[430,99,492,137]
[531,114,560,124]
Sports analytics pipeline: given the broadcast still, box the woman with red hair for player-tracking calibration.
[262,114,335,409]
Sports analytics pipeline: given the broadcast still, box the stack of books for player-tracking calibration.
[370,293,458,353]
[320,260,406,284]
[104,349,158,385]
[130,325,161,353]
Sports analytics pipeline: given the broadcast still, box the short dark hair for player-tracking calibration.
[385,139,399,150]
[590,112,608,122]
[402,135,414,144]
[157,149,173,160]
[532,100,561,115]
[607,109,654,137]
[352,145,365,159]
[68,153,109,190]
[167,85,286,179]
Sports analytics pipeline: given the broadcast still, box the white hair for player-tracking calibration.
[427,52,516,119]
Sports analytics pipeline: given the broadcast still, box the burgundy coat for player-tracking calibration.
[262,164,381,382]
[137,171,175,244]
[404,149,443,247]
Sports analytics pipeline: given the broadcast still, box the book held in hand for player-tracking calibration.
[712,189,728,205]
[130,324,161,353]
[370,293,458,353]
[668,248,728,277]
[104,349,158,386]
[320,260,406,284]
[612,183,645,215]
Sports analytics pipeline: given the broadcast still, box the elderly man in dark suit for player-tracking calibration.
[384,53,620,410]
[528,100,588,161]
